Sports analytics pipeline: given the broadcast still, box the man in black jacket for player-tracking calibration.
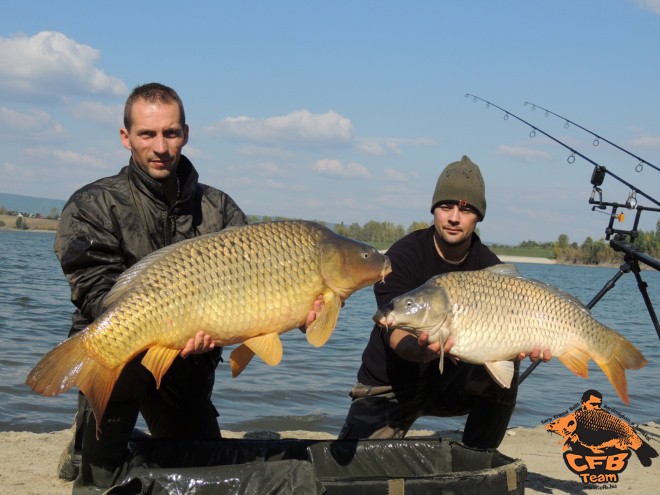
[55,83,319,492]
[338,155,548,449]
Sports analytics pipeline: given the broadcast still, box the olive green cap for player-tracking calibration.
[430,155,486,220]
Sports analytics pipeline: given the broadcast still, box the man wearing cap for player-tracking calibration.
[338,155,518,448]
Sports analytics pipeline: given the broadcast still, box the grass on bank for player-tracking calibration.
[0,214,59,231]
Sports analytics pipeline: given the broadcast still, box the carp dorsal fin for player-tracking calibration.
[484,360,515,388]
[230,344,256,377]
[141,346,181,388]
[243,333,283,367]
[485,264,589,311]
[104,234,216,307]
[306,291,341,348]
[484,263,520,277]
[103,244,181,307]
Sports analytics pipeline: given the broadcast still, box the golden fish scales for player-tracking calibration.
[83,222,326,363]
[376,264,647,404]
[436,270,618,361]
[26,220,392,430]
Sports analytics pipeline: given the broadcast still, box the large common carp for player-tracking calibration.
[373,264,647,404]
[27,220,391,426]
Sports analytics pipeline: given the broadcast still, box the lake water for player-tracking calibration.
[1,230,658,435]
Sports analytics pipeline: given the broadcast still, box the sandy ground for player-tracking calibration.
[1,422,657,494]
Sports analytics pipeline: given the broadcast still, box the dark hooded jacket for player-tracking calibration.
[358,226,507,388]
[55,155,247,336]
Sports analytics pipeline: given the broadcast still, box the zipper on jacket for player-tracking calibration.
[163,210,173,246]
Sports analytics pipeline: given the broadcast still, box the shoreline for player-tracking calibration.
[497,255,556,264]
[1,422,657,494]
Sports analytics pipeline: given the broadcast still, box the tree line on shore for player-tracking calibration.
[251,215,660,266]
[4,209,659,267]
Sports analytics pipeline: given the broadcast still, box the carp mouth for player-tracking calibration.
[373,309,392,329]
[372,310,414,334]
[371,311,437,339]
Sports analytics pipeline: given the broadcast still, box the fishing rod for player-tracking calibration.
[463,94,660,383]
[464,94,659,209]
[523,101,660,174]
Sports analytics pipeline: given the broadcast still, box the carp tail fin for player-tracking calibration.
[25,331,122,430]
[592,334,647,405]
[634,441,659,467]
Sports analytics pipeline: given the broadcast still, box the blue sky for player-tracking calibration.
[1,1,659,245]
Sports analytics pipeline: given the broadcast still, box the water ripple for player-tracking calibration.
[1,230,658,435]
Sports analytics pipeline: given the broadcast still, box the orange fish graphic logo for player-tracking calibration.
[546,390,658,484]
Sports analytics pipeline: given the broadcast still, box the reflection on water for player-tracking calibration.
[1,230,658,434]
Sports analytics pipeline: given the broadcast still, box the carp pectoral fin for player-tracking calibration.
[484,361,515,388]
[558,348,590,378]
[141,346,181,388]
[230,344,255,378]
[306,292,341,348]
[243,333,283,367]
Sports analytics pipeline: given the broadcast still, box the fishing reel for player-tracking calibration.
[589,166,606,210]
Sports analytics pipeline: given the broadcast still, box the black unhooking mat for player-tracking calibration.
[101,436,526,495]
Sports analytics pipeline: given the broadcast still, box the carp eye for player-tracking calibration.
[361,251,370,259]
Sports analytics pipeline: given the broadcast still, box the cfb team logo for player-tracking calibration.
[544,390,658,486]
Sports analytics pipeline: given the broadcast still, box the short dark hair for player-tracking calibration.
[581,389,602,403]
[123,82,186,131]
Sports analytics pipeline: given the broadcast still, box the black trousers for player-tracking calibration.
[338,360,518,449]
[79,349,222,476]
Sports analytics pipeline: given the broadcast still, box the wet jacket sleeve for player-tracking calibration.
[55,191,127,330]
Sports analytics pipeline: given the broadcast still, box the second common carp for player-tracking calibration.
[374,264,646,404]
[27,220,391,427]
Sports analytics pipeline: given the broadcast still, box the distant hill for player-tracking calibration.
[0,192,67,217]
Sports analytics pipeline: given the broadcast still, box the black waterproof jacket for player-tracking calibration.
[55,156,247,336]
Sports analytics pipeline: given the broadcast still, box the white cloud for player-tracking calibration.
[357,140,386,156]
[313,159,372,178]
[179,144,211,161]
[496,145,553,162]
[68,101,123,128]
[1,161,35,180]
[383,168,409,182]
[0,106,66,141]
[205,109,354,148]
[0,31,126,101]
[632,0,660,15]
[236,145,292,157]
[264,179,308,191]
[253,162,284,176]
[357,137,437,156]
[23,148,110,170]
[628,134,660,148]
